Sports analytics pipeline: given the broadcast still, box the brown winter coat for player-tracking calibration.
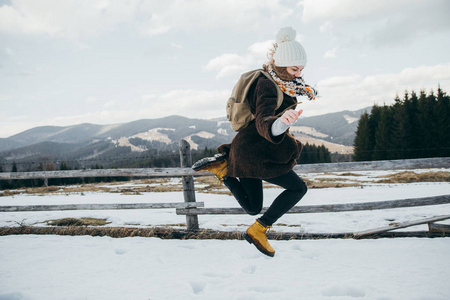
[218,75,303,179]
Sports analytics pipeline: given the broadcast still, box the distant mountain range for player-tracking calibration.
[0,107,370,168]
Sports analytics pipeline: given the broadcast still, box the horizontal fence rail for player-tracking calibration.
[176,195,450,215]
[292,157,450,173]
[353,214,450,237]
[0,157,449,180]
[0,202,205,212]
[0,167,192,180]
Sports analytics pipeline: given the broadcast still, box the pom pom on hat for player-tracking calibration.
[273,27,307,67]
[276,27,296,43]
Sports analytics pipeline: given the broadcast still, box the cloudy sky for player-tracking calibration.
[1,0,449,138]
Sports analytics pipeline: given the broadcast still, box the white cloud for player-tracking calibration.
[204,40,274,79]
[324,47,338,59]
[138,0,293,35]
[170,43,183,50]
[155,89,229,118]
[319,21,334,34]
[0,0,139,39]
[304,64,450,116]
[302,0,408,23]
[5,47,15,56]
[141,94,157,104]
[84,96,98,104]
[103,101,117,109]
[204,53,251,79]
[0,0,293,40]
[303,0,450,48]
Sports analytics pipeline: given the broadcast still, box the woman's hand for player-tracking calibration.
[280,109,303,125]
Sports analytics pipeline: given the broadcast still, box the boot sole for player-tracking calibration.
[243,233,275,257]
[192,153,227,171]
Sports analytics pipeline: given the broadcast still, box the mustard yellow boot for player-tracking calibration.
[192,153,228,181]
[244,220,275,257]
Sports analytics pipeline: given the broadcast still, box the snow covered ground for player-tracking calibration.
[1,169,449,299]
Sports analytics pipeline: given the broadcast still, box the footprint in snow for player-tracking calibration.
[321,285,366,298]
[202,272,233,279]
[190,281,206,294]
[115,248,128,255]
[291,244,302,251]
[242,265,257,274]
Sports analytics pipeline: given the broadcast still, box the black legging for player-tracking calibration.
[223,170,307,226]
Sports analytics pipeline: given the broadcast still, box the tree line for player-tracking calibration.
[298,143,331,164]
[354,87,450,161]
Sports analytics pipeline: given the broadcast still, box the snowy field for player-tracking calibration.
[1,169,450,299]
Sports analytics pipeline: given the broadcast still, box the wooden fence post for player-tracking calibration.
[179,139,199,231]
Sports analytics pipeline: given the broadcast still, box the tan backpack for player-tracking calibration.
[226,69,285,131]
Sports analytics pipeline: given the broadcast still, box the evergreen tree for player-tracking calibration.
[353,112,370,161]
[436,86,450,157]
[390,96,407,159]
[372,106,394,160]
[60,161,71,170]
[403,91,421,158]
[366,105,382,160]
[298,143,331,164]
[319,145,331,163]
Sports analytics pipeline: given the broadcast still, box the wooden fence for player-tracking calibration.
[1,139,450,238]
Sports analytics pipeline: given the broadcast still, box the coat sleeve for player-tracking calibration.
[253,77,286,144]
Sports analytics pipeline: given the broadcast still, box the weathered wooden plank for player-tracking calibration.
[1,157,448,180]
[0,202,204,212]
[353,215,450,237]
[0,167,198,180]
[176,207,247,215]
[176,194,450,215]
[428,222,450,233]
[179,139,199,231]
[293,157,450,173]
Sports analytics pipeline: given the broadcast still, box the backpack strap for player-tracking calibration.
[227,69,299,131]
[258,69,285,111]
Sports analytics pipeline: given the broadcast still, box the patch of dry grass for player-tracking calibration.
[375,171,450,183]
[0,190,20,197]
[46,218,111,227]
[220,224,250,227]
[338,172,365,177]
[275,223,303,228]
[59,185,109,194]
[303,178,361,189]
[144,185,183,193]
[309,182,361,188]
[314,177,348,182]
[111,185,183,194]
[195,177,231,195]
[137,178,173,185]
[155,223,186,229]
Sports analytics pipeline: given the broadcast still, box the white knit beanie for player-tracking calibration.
[273,27,307,67]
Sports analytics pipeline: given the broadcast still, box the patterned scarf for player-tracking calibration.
[267,64,317,100]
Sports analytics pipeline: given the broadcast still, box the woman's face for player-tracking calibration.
[286,66,304,78]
